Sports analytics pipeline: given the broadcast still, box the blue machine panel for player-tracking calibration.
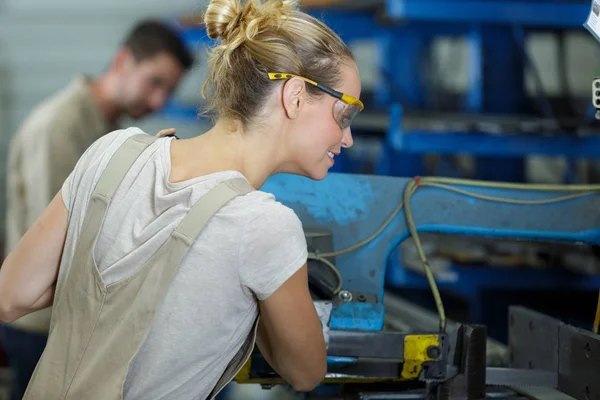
[262,173,600,307]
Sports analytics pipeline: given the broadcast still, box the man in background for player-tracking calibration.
[1,19,194,399]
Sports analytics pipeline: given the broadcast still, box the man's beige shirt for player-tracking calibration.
[5,76,109,333]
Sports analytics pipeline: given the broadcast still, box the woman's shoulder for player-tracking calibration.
[74,127,150,170]
[92,127,152,157]
[225,186,304,234]
[61,127,154,208]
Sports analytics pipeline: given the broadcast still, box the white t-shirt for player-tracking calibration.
[56,127,308,399]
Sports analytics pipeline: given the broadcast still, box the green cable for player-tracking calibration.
[403,179,447,332]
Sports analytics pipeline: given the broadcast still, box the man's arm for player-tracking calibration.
[0,192,69,322]
[255,264,327,392]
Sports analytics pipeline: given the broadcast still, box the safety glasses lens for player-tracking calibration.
[333,102,360,130]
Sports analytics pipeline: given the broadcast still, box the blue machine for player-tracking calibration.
[262,173,600,331]
[230,172,600,397]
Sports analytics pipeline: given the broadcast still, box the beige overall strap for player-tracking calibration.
[51,134,158,310]
[95,134,158,199]
[174,178,254,243]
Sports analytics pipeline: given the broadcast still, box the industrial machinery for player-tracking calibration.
[231,173,600,399]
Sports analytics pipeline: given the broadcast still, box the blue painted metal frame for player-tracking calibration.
[373,1,596,182]
[387,259,600,292]
[382,103,600,171]
[385,0,591,27]
[390,130,600,158]
[261,172,600,330]
[386,251,600,324]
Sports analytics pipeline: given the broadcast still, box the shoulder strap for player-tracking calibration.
[95,133,254,244]
[173,178,254,244]
[94,134,158,200]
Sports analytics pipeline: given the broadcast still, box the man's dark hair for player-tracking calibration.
[123,19,194,70]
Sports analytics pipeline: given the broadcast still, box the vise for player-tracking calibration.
[234,172,600,399]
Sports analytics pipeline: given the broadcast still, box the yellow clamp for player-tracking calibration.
[401,334,441,380]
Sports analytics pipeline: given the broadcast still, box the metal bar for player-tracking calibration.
[486,367,558,389]
[392,131,600,158]
[359,393,426,400]
[385,0,590,28]
[326,362,403,379]
[356,109,593,135]
[328,330,406,359]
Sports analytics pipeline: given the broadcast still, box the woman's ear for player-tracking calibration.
[281,77,306,120]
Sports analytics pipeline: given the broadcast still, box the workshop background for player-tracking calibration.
[1,0,600,399]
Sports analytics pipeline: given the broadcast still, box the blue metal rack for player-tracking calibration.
[385,0,591,27]
[386,255,600,322]
[375,103,600,179]
[371,0,597,182]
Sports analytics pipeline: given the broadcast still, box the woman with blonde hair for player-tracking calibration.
[0,0,363,398]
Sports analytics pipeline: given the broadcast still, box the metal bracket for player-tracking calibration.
[509,306,560,372]
[508,306,600,400]
[419,333,450,383]
[433,324,487,400]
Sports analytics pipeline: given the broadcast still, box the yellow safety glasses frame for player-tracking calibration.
[268,72,364,130]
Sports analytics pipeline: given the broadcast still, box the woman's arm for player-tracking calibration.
[0,191,69,322]
[255,263,327,392]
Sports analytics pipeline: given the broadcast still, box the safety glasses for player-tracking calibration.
[267,72,364,130]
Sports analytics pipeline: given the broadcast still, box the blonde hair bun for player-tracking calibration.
[204,0,298,41]
[201,0,353,126]
[204,0,242,40]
